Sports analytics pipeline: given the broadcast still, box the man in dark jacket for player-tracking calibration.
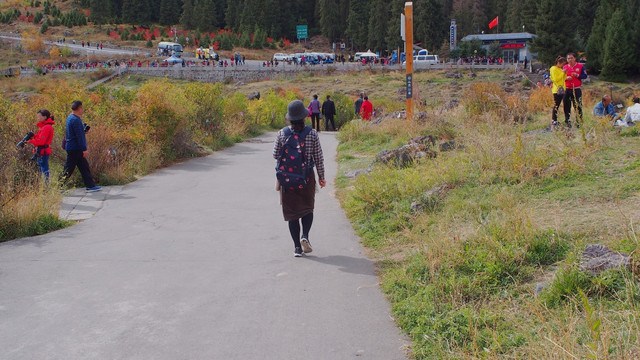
[60,100,101,192]
[354,92,364,115]
[322,95,337,131]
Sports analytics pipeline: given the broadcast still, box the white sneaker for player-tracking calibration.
[301,237,312,253]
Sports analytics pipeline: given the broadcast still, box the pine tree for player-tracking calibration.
[531,0,574,65]
[367,0,389,51]
[414,0,446,51]
[575,0,600,45]
[159,0,181,25]
[345,0,370,49]
[385,0,406,54]
[634,4,640,71]
[600,8,633,81]
[180,0,195,29]
[319,0,343,43]
[585,0,622,73]
[196,0,217,32]
[89,0,111,24]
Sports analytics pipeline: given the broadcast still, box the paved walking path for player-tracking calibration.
[0,132,409,359]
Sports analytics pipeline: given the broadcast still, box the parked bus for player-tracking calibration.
[158,42,183,57]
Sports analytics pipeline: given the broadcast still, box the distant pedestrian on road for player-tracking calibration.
[308,94,322,132]
[322,94,336,131]
[273,100,326,257]
[360,96,373,121]
[354,92,364,115]
[60,100,101,192]
[550,56,567,127]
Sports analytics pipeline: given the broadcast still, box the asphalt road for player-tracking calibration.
[0,131,409,360]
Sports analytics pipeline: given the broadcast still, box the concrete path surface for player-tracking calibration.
[0,132,409,360]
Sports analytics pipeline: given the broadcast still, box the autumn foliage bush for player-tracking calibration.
[0,78,282,241]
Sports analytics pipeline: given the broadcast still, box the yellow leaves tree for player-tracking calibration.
[22,29,45,54]
[49,46,61,59]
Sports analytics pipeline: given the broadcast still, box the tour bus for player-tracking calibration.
[158,42,183,57]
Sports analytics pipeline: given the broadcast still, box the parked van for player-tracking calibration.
[413,54,439,66]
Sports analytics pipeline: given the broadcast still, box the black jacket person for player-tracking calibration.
[322,95,337,131]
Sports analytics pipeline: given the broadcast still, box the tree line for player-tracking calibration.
[78,0,639,79]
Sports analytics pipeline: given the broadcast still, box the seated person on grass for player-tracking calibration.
[623,96,640,126]
[593,95,621,124]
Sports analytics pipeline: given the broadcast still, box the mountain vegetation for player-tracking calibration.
[63,0,638,79]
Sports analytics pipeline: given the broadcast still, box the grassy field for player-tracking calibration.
[331,71,640,359]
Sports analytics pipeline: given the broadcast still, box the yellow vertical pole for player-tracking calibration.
[405,2,413,122]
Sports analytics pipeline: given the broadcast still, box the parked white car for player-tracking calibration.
[273,53,289,61]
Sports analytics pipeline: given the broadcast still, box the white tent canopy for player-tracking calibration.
[359,50,379,58]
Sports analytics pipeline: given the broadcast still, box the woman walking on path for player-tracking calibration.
[308,94,322,132]
[550,56,567,127]
[273,100,326,257]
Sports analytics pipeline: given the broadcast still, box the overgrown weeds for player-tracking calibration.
[337,73,640,358]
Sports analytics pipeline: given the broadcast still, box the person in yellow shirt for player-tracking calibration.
[550,56,567,127]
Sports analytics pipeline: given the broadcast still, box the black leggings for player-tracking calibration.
[552,93,564,122]
[288,213,313,248]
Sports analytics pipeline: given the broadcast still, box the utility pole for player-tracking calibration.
[405,2,414,122]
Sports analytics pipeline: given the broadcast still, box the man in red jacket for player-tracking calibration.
[562,52,587,128]
[360,96,373,121]
[28,109,55,179]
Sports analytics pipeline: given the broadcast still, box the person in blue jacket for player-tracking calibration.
[593,95,621,123]
[60,100,101,192]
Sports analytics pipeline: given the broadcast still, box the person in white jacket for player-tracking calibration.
[623,97,640,125]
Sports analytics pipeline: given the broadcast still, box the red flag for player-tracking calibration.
[488,16,498,29]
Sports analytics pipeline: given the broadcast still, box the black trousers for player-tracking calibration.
[310,113,321,131]
[324,114,336,131]
[564,88,583,124]
[552,93,564,122]
[61,150,95,188]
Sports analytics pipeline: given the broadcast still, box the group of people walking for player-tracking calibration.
[307,94,337,132]
[24,101,101,192]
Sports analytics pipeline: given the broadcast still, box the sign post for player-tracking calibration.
[405,2,413,122]
[296,25,308,43]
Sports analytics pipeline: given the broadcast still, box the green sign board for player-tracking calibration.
[296,25,308,39]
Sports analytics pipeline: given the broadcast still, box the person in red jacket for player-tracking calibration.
[28,109,55,179]
[360,96,373,121]
[562,52,587,128]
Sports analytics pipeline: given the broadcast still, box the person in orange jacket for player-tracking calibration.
[359,96,373,121]
[28,109,55,179]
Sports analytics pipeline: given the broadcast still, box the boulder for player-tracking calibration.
[410,183,453,212]
[376,143,436,167]
[247,91,260,100]
[580,244,630,275]
[409,135,436,147]
[445,72,462,79]
[439,140,464,152]
[344,166,373,179]
[439,99,459,112]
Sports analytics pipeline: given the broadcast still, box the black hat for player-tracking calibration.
[286,100,307,122]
